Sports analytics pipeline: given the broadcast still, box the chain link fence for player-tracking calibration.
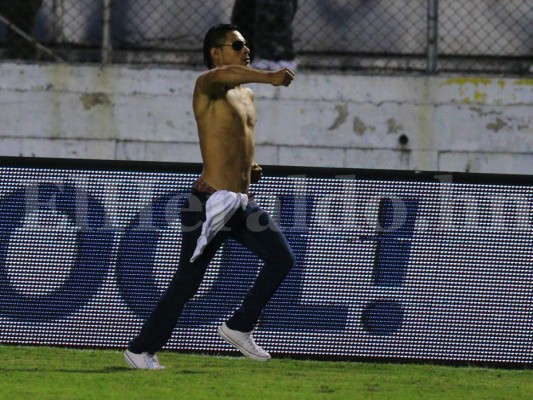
[0,0,531,73]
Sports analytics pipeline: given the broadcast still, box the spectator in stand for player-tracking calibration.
[231,0,298,70]
[0,0,43,59]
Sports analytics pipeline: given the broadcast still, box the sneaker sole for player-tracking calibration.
[124,350,165,370]
[218,325,271,362]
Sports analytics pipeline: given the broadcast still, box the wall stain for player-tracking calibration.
[465,160,472,173]
[387,118,403,134]
[514,79,533,86]
[442,77,493,87]
[81,93,111,110]
[441,77,493,104]
[469,106,501,117]
[472,91,487,103]
[328,104,348,131]
[486,117,509,133]
[353,116,367,135]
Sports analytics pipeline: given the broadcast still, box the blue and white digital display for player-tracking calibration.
[0,158,532,365]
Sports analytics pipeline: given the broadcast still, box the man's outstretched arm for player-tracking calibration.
[197,65,294,94]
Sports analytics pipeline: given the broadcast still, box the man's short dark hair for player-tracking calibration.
[203,24,239,69]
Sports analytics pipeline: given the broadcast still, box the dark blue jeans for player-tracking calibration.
[129,189,295,354]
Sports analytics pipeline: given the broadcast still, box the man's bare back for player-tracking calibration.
[193,29,294,194]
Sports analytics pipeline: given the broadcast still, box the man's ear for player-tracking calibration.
[210,47,221,66]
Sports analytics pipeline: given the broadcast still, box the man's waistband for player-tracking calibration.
[192,176,254,199]
[193,176,217,195]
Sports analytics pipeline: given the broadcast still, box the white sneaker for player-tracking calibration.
[218,322,271,362]
[124,349,165,370]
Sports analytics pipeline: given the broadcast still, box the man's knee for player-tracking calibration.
[271,246,295,275]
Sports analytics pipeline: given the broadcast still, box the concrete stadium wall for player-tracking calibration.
[0,63,531,174]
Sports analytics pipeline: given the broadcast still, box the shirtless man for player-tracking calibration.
[125,24,296,369]
[195,26,294,193]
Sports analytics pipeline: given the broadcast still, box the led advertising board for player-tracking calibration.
[0,157,532,365]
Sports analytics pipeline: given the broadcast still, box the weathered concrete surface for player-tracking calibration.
[0,63,531,174]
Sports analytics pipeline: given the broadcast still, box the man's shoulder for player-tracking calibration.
[196,67,223,82]
[194,70,209,88]
[194,68,224,96]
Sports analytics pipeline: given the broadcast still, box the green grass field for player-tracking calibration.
[1,345,532,400]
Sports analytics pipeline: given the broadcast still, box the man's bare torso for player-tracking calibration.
[193,83,255,194]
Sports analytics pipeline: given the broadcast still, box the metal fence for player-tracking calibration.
[0,0,531,74]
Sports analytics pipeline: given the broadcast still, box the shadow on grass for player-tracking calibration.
[0,366,207,374]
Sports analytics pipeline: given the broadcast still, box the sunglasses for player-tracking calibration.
[218,40,248,51]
